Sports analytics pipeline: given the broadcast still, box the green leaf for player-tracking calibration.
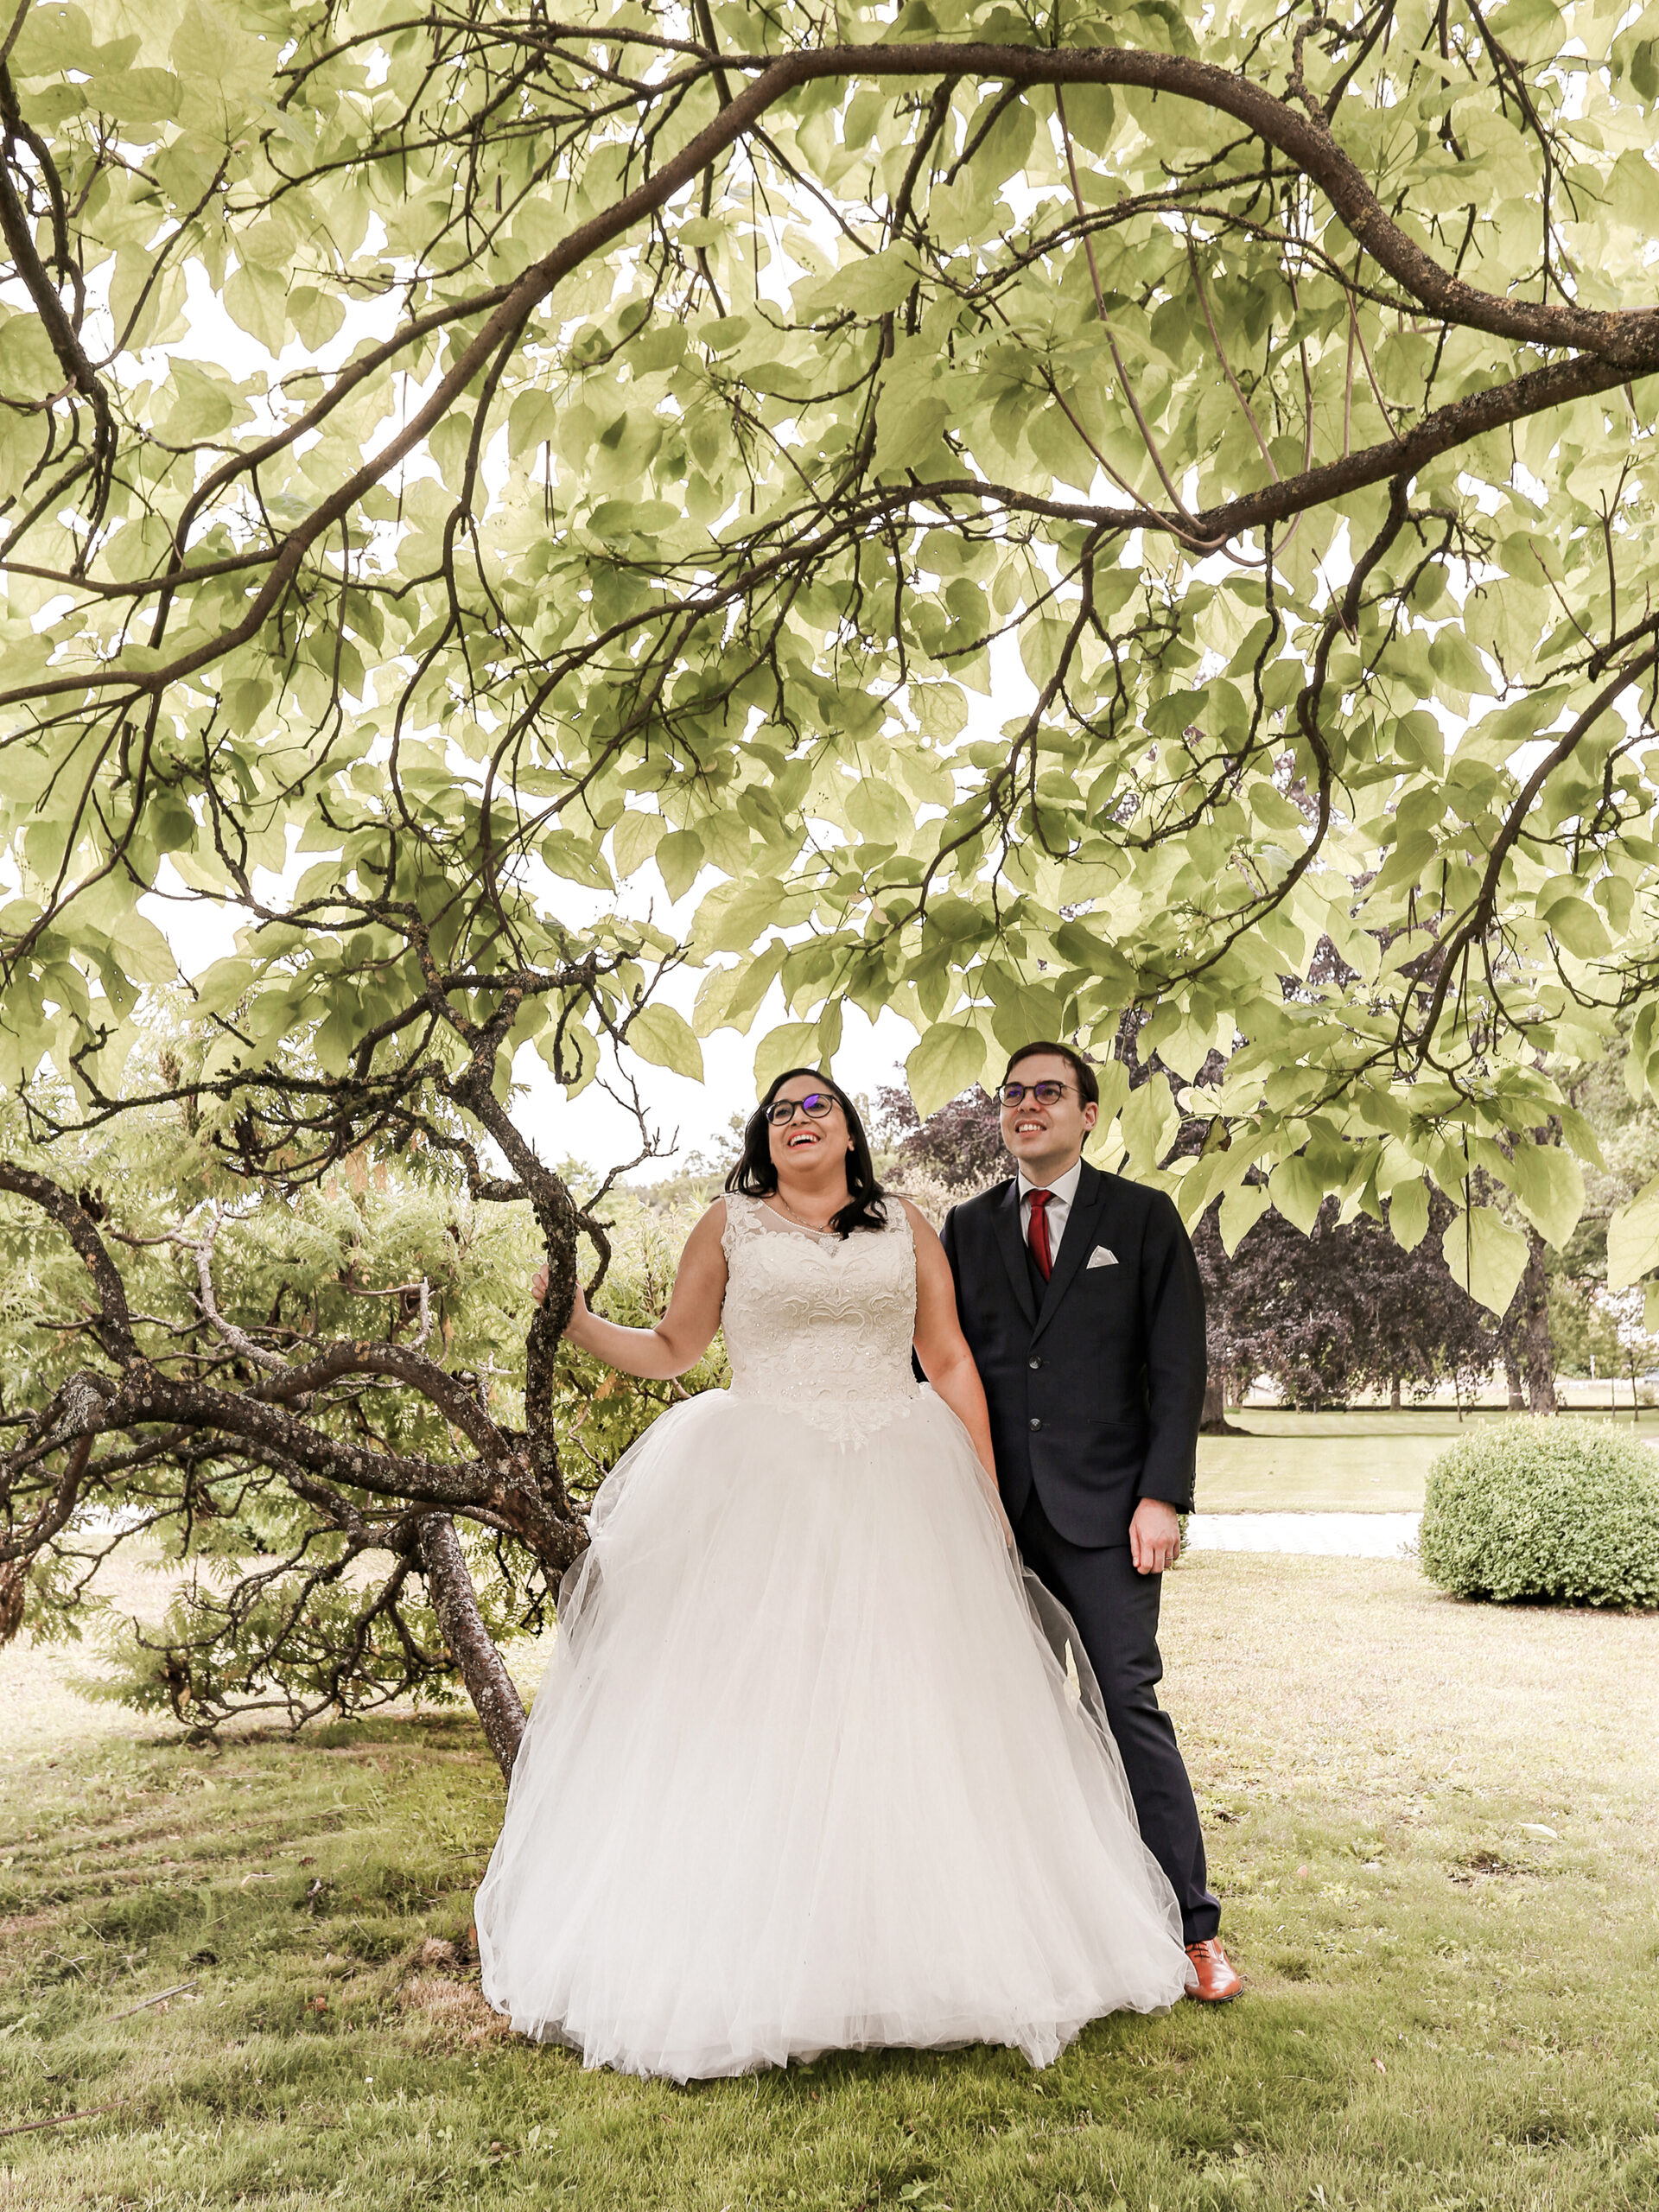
[693,880,812,959]
[1266,1152,1325,1236]
[797,246,920,320]
[1387,1177,1429,1253]
[1440,1207,1530,1317]
[754,1021,824,1093]
[158,360,235,442]
[1608,1173,1659,1291]
[1538,891,1611,960]
[1369,830,1439,896]
[1499,1138,1584,1250]
[845,779,912,846]
[1121,1074,1179,1176]
[872,391,952,474]
[223,263,286,353]
[912,683,968,741]
[906,1021,988,1119]
[613,810,664,881]
[289,287,345,351]
[655,829,703,902]
[1610,147,1659,231]
[95,67,180,124]
[628,1004,702,1081]
[1218,1181,1269,1255]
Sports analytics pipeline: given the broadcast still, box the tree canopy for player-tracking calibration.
[9,0,1659,1755]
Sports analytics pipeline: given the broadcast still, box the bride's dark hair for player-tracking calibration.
[726,1069,889,1237]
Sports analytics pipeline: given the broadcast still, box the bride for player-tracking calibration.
[474,1070,1193,2078]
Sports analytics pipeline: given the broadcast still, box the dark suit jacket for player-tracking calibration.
[941,1162,1207,1548]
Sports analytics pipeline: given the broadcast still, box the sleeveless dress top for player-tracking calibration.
[474,1194,1192,2078]
[721,1192,922,1446]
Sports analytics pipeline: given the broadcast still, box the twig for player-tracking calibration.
[0,2099,128,2140]
[182,1214,288,1375]
[105,1980,196,2023]
[1186,234,1278,478]
[1052,86,1210,536]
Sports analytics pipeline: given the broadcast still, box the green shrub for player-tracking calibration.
[1420,1418,1659,1608]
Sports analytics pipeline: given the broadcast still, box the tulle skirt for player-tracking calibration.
[474,1388,1192,2079]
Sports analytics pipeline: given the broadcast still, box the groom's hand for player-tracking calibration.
[1129,1497,1182,1576]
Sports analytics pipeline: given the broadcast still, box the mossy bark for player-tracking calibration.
[416,1513,528,1780]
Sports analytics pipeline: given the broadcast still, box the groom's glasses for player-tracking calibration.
[766,1091,836,1127]
[995,1080,1073,1107]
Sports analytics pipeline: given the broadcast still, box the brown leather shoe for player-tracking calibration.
[1184,1938,1242,2002]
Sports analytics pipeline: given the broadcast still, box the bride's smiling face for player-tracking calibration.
[766,1077,849,1179]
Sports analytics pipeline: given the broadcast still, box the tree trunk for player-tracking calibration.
[1199,1373,1243,1435]
[0,1560,22,1647]
[1503,1344,1526,1411]
[1515,1232,1558,1414]
[1389,1373,1401,1411]
[416,1512,527,1780]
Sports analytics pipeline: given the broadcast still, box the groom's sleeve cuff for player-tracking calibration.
[1135,1472,1196,1513]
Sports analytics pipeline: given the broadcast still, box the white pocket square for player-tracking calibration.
[1086,1245,1118,1268]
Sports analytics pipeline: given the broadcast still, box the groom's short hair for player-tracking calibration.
[1001,1040,1100,1108]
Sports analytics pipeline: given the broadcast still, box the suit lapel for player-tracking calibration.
[992,1178,1037,1327]
[1031,1161,1107,1343]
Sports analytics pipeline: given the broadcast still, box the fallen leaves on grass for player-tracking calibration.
[396,1973,509,2046]
[395,1934,505,2046]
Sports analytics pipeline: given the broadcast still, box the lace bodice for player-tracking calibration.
[720,1193,921,1447]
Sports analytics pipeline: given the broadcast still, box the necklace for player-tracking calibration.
[768,1190,843,1235]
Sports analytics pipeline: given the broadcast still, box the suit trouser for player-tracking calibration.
[1012,1486,1221,1945]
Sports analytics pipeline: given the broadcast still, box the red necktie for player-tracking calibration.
[1027,1189,1053,1281]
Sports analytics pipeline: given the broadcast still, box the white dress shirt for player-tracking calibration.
[1017,1156,1084,1262]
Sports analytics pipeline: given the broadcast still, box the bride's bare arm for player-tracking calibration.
[905,1200,1013,1543]
[533,1202,729,1379]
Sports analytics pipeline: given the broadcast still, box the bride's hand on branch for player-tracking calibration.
[530,1263,590,1341]
[536,1202,727,1380]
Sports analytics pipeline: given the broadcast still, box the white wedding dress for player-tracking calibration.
[475,1194,1192,2077]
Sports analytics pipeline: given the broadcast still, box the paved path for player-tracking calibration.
[1186,1510,1421,1557]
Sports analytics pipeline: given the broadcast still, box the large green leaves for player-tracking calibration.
[906,1021,988,1120]
[1609,1175,1659,1294]
[0,0,1656,1238]
[1441,1208,1531,1319]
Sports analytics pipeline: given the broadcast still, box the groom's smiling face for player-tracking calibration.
[999,1052,1097,1182]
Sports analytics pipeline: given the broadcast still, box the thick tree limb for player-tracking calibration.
[0,1163,133,1356]
[5,38,1656,719]
[83,1363,582,1573]
[416,1511,527,1777]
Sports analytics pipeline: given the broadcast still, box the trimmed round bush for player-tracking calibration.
[1420,1418,1659,1608]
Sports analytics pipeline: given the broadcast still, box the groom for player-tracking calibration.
[940,1041,1241,2002]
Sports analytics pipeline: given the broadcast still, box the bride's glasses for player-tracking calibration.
[766,1091,837,1127]
[995,1080,1072,1107]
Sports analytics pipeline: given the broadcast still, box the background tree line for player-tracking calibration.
[879,1021,1659,1420]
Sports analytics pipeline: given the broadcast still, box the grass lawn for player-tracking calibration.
[3,1547,1657,2210]
[1195,1406,1657,1513]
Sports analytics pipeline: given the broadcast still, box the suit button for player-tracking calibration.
[1029,1416,1042,1430]
[1028,1357,1041,1370]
